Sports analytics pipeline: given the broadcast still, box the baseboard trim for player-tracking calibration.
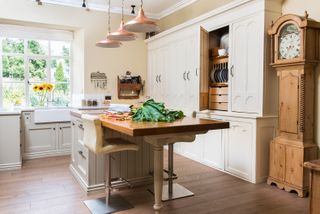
[22,149,71,160]
[0,162,22,171]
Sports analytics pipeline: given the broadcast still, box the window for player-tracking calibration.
[0,25,72,108]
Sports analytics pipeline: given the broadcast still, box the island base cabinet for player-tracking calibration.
[175,113,277,184]
[70,116,154,192]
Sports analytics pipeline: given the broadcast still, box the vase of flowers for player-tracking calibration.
[32,83,54,107]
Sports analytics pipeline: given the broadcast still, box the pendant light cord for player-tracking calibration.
[140,0,143,9]
[121,0,124,22]
[108,0,111,33]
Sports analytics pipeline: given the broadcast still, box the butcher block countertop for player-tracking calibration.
[100,117,229,136]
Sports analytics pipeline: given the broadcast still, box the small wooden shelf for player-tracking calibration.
[213,55,229,64]
[210,82,228,87]
[117,76,143,99]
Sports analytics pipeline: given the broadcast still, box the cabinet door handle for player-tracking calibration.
[230,65,234,77]
[78,150,86,158]
[187,71,190,80]
[183,72,186,80]
[78,124,84,129]
[159,75,161,83]
[53,128,56,130]
[72,122,75,126]
[156,75,159,83]
[195,68,198,76]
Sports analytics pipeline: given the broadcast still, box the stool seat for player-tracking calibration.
[81,114,138,214]
[81,114,138,154]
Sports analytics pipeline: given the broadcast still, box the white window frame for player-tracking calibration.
[0,25,73,108]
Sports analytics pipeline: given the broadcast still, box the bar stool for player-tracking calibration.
[81,114,139,214]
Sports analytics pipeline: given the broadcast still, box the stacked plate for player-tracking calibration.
[210,68,228,83]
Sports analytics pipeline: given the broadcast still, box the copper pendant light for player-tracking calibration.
[107,0,137,41]
[96,0,122,48]
[123,0,160,33]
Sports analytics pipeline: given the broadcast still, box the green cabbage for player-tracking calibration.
[131,99,185,122]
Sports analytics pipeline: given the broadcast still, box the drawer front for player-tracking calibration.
[210,102,228,111]
[210,87,228,95]
[76,141,88,179]
[210,94,228,102]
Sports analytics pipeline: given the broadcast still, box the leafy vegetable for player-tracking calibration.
[131,99,185,122]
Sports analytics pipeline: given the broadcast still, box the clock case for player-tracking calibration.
[267,13,320,197]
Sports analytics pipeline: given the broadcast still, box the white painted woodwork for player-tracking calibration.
[25,126,56,153]
[21,111,71,159]
[70,115,154,192]
[0,115,21,170]
[230,14,263,114]
[225,121,253,180]
[146,0,281,183]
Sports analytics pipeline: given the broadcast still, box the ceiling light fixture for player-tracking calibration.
[107,0,137,41]
[36,0,42,5]
[82,0,86,8]
[124,0,160,33]
[96,0,122,48]
[131,5,135,14]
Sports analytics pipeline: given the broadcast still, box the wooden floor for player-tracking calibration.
[0,154,308,214]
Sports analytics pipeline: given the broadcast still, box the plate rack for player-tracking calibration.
[209,56,229,111]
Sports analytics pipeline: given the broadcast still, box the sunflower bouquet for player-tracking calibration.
[32,83,54,106]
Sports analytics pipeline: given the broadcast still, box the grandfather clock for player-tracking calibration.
[267,12,320,197]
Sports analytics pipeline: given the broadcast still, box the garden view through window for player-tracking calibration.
[0,37,71,108]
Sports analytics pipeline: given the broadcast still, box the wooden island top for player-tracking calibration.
[100,117,229,136]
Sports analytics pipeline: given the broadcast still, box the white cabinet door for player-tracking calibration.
[0,115,21,167]
[225,121,252,180]
[58,123,71,149]
[203,130,224,170]
[230,14,263,114]
[25,125,56,153]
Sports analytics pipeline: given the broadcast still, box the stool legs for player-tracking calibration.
[83,154,133,214]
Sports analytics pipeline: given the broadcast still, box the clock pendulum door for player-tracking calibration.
[267,12,320,197]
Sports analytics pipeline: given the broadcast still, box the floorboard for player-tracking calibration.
[0,154,308,214]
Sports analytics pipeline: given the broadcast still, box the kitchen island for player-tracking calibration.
[100,117,229,213]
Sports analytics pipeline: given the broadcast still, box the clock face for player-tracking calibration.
[278,24,301,60]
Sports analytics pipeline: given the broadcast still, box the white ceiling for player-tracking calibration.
[38,0,198,19]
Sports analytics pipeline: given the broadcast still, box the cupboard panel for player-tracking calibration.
[225,121,252,180]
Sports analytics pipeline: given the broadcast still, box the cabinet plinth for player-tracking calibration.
[267,13,320,196]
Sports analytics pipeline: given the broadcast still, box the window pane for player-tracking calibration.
[3,83,25,107]
[52,83,70,107]
[51,58,70,82]
[2,56,25,81]
[27,40,48,55]
[2,38,24,54]
[29,59,47,82]
[51,41,70,57]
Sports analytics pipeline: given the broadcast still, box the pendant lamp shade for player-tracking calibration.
[96,38,122,48]
[124,7,159,33]
[96,0,122,48]
[107,21,137,41]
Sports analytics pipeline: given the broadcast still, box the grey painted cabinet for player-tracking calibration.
[0,114,21,170]
[22,111,71,159]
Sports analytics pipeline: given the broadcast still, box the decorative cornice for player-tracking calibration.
[34,0,199,20]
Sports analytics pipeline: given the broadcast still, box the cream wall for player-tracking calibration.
[0,0,147,104]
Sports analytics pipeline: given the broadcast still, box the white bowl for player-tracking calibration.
[218,49,227,56]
